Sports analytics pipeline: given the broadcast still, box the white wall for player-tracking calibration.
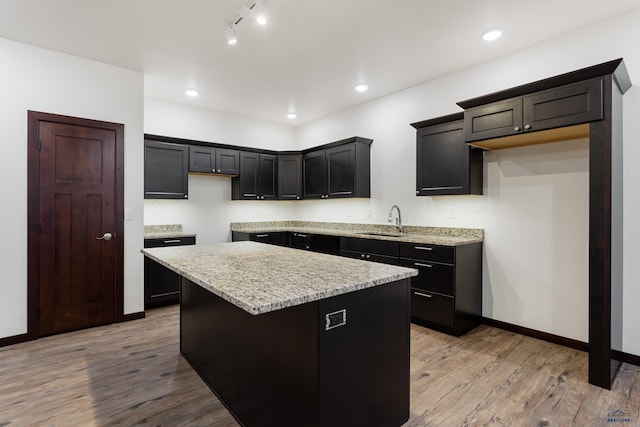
[0,38,144,338]
[143,98,297,243]
[294,10,640,356]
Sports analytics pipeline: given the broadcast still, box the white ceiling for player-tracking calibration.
[1,0,639,126]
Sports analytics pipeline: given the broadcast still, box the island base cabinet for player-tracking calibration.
[180,277,410,427]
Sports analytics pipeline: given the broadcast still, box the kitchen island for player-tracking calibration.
[142,241,417,427]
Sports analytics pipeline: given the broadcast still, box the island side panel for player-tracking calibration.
[319,278,411,427]
[180,278,320,427]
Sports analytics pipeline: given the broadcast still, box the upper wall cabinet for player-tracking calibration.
[144,139,189,199]
[189,146,239,175]
[303,137,372,199]
[232,152,277,200]
[278,154,302,200]
[462,77,603,145]
[411,113,482,196]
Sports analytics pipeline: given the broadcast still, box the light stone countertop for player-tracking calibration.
[144,224,196,240]
[142,241,417,315]
[230,221,484,246]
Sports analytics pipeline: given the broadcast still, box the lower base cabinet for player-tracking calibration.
[400,241,482,336]
[232,231,483,336]
[144,236,196,309]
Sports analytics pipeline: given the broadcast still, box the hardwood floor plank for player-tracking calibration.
[0,306,638,426]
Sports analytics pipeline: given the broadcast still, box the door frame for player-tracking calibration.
[27,110,125,340]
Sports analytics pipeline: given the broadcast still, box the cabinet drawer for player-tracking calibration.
[340,237,399,257]
[399,242,453,264]
[411,289,455,328]
[399,258,453,295]
[144,236,196,248]
[340,250,399,266]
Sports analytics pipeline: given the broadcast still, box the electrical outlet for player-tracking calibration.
[449,208,455,219]
[124,208,133,220]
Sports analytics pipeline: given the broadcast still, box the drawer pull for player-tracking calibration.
[415,246,433,251]
[414,292,433,298]
[297,233,308,238]
[255,234,269,238]
[163,239,181,244]
[414,262,433,268]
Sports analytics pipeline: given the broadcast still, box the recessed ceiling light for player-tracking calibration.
[287,112,297,119]
[355,84,368,92]
[185,89,199,97]
[482,29,502,41]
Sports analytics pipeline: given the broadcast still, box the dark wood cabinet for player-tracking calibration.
[189,145,239,175]
[232,152,277,200]
[144,139,189,199]
[412,112,483,196]
[340,237,399,265]
[144,235,196,309]
[399,241,482,336]
[277,154,302,200]
[464,77,603,143]
[303,137,371,199]
[232,231,287,246]
[302,150,327,199]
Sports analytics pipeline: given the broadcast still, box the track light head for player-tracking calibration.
[226,25,237,45]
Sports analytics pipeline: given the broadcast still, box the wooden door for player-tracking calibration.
[28,111,124,337]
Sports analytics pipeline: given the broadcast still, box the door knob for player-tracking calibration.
[96,232,113,241]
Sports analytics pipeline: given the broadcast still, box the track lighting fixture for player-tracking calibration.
[224,1,268,45]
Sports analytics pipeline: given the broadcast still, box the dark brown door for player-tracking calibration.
[28,112,124,337]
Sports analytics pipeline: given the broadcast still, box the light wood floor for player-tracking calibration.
[1,306,638,426]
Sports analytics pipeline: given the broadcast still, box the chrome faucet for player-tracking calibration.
[388,205,403,234]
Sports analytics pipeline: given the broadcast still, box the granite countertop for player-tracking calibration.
[144,224,197,239]
[230,221,483,246]
[142,241,417,315]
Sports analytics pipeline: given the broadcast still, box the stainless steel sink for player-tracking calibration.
[359,231,404,238]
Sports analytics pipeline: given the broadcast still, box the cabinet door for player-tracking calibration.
[144,140,189,199]
[416,118,482,196]
[259,154,277,200]
[303,150,327,199]
[523,77,603,133]
[278,154,302,200]
[216,148,240,175]
[189,145,216,173]
[326,144,356,197]
[236,151,260,199]
[464,98,523,142]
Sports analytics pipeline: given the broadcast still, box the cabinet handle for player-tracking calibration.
[414,262,433,268]
[361,254,366,258]
[414,246,433,251]
[414,291,433,298]
[296,196,300,199]
[524,124,531,130]
[297,234,308,238]
[366,254,371,259]
[211,168,216,173]
[514,126,521,132]
[256,234,269,238]
[163,239,181,244]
